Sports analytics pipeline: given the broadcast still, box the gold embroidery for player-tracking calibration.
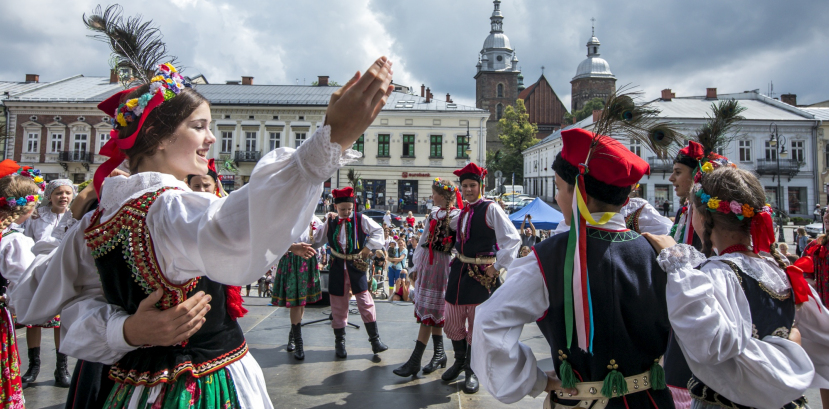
[108,341,248,386]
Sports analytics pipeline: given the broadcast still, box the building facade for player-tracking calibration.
[800,107,829,206]
[570,29,617,113]
[524,89,823,217]
[518,74,569,138]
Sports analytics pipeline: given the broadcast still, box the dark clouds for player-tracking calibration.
[2,1,828,108]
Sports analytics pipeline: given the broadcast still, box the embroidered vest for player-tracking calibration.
[688,260,800,409]
[624,205,645,233]
[445,200,499,305]
[534,229,674,408]
[84,188,246,386]
[423,209,455,254]
[326,213,369,297]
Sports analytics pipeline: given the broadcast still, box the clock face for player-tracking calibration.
[496,55,503,62]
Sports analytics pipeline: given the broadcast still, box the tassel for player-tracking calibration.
[601,365,628,398]
[225,285,248,320]
[649,360,666,390]
[559,359,578,389]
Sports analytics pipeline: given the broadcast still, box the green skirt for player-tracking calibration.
[271,254,321,307]
[104,368,240,408]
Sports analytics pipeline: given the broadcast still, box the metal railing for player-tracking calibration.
[234,151,261,162]
[647,156,673,173]
[58,151,93,163]
[755,159,801,180]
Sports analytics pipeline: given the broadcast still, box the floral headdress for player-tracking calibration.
[112,64,186,128]
[433,177,463,209]
[693,182,775,255]
[0,160,43,210]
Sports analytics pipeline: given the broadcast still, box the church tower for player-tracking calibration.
[570,21,616,112]
[475,0,521,157]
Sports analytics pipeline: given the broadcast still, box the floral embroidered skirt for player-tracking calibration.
[412,249,451,327]
[0,307,24,408]
[104,369,240,409]
[15,315,60,329]
[271,254,321,308]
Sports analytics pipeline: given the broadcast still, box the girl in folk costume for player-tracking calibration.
[393,178,461,377]
[664,100,745,409]
[647,166,829,409]
[0,162,44,407]
[313,187,388,359]
[186,158,229,197]
[18,178,75,387]
[9,6,394,407]
[273,217,324,361]
[803,209,829,306]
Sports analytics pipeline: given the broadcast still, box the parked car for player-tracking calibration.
[806,222,824,238]
[362,209,406,228]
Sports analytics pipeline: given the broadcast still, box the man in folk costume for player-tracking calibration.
[442,162,520,394]
[471,128,674,408]
[314,187,387,358]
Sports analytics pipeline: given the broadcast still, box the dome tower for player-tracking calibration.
[570,20,617,112]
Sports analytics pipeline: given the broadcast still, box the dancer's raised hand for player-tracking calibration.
[326,57,394,150]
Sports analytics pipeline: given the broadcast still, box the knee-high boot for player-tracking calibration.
[393,340,426,377]
[441,340,466,381]
[422,334,447,374]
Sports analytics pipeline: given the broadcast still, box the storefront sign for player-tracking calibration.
[402,172,430,178]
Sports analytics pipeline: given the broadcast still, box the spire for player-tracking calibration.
[490,0,504,33]
[587,19,601,57]
[591,17,595,37]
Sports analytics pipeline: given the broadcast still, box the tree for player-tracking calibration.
[489,99,539,185]
[564,97,605,124]
[310,80,341,86]
[346,168,363,192]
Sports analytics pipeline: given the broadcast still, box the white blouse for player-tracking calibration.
[457,198,521,271]
[313,213,385,252]
[23,207,73,243]
[657,244,829,408]
[0,226,35,303]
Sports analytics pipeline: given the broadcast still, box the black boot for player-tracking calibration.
[334,328,347,359]
[463,343,479,394]
[287,327,296,352]
[292,323,305,361]
[54,352,71,388]
[393,341,426,377]
[364,321,388,354]
[441,340,466,381]
[422,335,447,374]
[21,347,40,384]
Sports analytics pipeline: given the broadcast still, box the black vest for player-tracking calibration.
[534,229,674,409]
[445,200,499,305]
[688,259,800,409]
[664,207,698,389]
[84,188,246,386]
[327,213,369,297]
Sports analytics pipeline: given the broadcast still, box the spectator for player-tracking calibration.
[519,214,537,247]
[392,270,413,302]
[778,242,791,257]
[387,240,407,294]
[796,227,808,256]
[661,199,671,217]
[383,210,392,228]
[815,204,823,222]
[406,211,416,228]
[518,246,531,258]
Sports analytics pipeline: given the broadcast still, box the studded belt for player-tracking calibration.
[456,254,496,265]
[543,370,654,409]
[330,249,362,261]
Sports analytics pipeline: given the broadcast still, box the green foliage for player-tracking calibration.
[488,100,539,184]
[564,97,605,124]
[310,80,341,86]
[347,168,363,192]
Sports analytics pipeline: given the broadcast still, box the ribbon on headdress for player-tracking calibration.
[785,256,821,309]
[750,210,775,255]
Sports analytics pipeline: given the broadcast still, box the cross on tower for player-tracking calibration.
[541,66,545,75]
[591,17,595,36]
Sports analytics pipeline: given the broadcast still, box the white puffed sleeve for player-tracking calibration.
[793,286,829,389]
[486,204,521,271]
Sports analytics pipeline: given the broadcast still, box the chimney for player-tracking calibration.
[317,76,329,86]
[446,93,451,103]
[109,69,119,84]
[781,93,797,106]
[421,84,425,97]
[706,88,717,99]
[241,76,254,85]
[661,89,673,101]
[592,109,603,123]
[672,92,676,98]
[25,74,39,83]
[426,88,431,103]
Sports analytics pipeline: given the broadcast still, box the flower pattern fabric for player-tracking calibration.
[0,307,23,409]
[271,254,321,308]
[103,368,240,409]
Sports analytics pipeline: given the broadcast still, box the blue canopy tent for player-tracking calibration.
[509,198,564,230]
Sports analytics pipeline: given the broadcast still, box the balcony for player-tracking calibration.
[234,150,261,163]
[755,158,802,181]
[58,151,94,171]
[647,156,673,174]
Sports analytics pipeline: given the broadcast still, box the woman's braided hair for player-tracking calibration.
[691,166,788,270]
[0,175,41,232]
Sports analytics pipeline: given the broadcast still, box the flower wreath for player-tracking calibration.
[112,63,188,128]
[433,177,457,192]
[694,156,737,183]
[695,184,771,220]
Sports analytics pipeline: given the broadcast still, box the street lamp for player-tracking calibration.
[465,123,472,165]
[769,122,788,242]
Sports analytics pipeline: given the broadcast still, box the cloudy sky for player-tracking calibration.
[2,1,828,108]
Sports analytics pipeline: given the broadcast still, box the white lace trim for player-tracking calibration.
[657,243,708,273]
[98,173,190,220]
[709,253,791,295]
[294,123,360,183]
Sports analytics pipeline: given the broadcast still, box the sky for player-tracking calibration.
[2,0,828,109]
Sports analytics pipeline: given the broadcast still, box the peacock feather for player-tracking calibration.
[693,99,746,158]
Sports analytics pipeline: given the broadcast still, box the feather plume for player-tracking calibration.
[83,4,177,85]
[587,85,684,164]
[693,99,746,158]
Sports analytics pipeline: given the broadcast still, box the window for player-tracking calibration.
[792,140,804,163]
[50,133,63,153]
[245,131,257,151]
[295,132,307,147]
[457,135,470,158]
[764,141,777,161]
[738,140,752,162]
[825,144,829,169]
[268,132,280,151]
[73,133,88,158]
[402,134,415,157]
[354,135,364,154]
[98,133,109,153]
[26,133,39,153]
[378,134,390,157]
[497,83,504,98]
[765,187,779,208]
[430,135,443,158]
[248,115,254,120]
[298,116,305,121]
[629,139,642,157]
[496,104,503,120]
[224,114,230,119]
[272,115,279,120]
[789,187,807,215]
[221,131,233,153]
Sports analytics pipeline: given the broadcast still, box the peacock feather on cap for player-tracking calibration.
[693,99,746,159]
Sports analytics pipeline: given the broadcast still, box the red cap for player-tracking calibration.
[332,187,355,204]
[454,162,487,183]
[678,141,704,161]
[97,86,140,117]
[561,128,650,187]
[0,160,21,179]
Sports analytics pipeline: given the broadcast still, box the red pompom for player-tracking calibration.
[225,285,248,320]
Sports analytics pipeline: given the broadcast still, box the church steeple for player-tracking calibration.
[478,0,519,72]
[490,0,504,33]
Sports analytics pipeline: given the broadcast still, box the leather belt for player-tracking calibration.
[457,254,496,265]
[543,370,654,409]
[330,249,362,261]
